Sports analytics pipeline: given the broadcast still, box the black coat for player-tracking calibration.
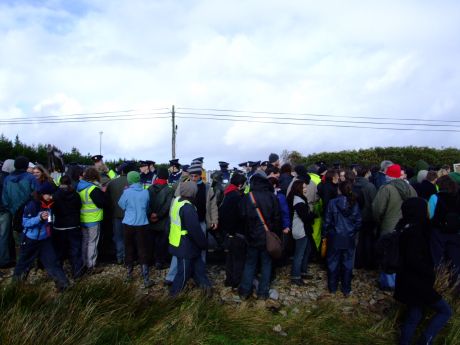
[219,189,245,236]
[394,223,441,306]
[241,174,280,248]
[318,181,338,216]
[53,186,82,229]
[414,180,437,202]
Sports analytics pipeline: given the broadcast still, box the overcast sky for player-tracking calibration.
[1,0,460,169]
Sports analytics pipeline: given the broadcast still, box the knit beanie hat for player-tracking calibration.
[188,160,202,175]
[180,181,198,198]
[14,156,29,171]
[294,164,308,178]
[269,153,279,163]
[157,167,169,180]
[416,170,428,183]
[37,181,56,195]
[380,160,393,172]
[127,171,141,185]
[386,164,401,179]
[1,159,15,173]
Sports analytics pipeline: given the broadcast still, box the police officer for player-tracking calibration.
[168,159,182,185]
[139,160,155,189]
[218,161,231,185]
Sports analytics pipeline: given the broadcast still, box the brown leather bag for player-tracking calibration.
[249,192,283,259]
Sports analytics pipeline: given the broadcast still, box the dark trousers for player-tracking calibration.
[124,224,151,266]
[14,235,69,289]
[431,228,460,281]
[170,256,211,296]
[225,235,246,288]
[327,246,355,294]
[152,230,170,266]
[239,246,272,298]
[52,228,85,278]
[400,299,452,345]
[354,221,376,269]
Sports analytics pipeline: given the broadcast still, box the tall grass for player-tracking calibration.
[0,274,458,345]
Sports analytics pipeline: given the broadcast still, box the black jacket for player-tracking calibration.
[53,186,82,229]
[414,180,437,202]
[353,176,377,222]
[318,181,338,216]
[148,183,174,231]
[241,174,281,248]
[394,223,441,306]
[219,189,245,236]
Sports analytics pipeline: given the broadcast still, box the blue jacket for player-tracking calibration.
[169,201,207,259]
[2,170,37,214]
[323,195,362,249]
[22,199,51,240]
[118,183,150,226]
[277,192,291,229]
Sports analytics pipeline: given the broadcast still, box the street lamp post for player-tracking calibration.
[99,131,103,155]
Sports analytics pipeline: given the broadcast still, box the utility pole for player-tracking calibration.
[171,105,176,159]
[99,131,103,155]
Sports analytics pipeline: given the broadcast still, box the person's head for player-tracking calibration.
[269,153,280,168]
[33,164,51,183]
[437,175,458,195]
[343,169,356,183]
[139,161,149,174]
[14,156,29,172]
[148,161,156,172]
[325,169,339,184]
[338,169,346,182]
[27,162,35,174]
[230,172,247,190]
[83,167,101,183]
[291,179,307,197]
[426,170,438,184]
[267,176,279,189]
[441,164,451,173]
[37,181,55,202]
[280,163,292,175]
[91,155,104,169]
[356,166,370,178]
[417,170,428,183]
[266,166,280,179]
[157,167,169,180]
[188,160,203,182]
[339,180,356,206]
[386,164,402,180]
[169,159,181,173]
[380,160,393,173]
[127,171,141,185]
[180,181,198,200]
[59,174,72,187]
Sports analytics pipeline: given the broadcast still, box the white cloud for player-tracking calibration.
[1,0,460,168]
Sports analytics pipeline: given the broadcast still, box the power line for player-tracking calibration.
[0,111,170,124]
[175,111,460,128]
[175,115,460,133]
[177,107,460,124]
[0,108,170,122]
[0,115,171,125]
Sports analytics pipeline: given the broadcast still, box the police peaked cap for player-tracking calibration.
[169,159,181,168]
[146,160,155,166]
[249,161,261,168]
[219,161,229,168]
[261,161,269,166]
[138,160,149,167]
[238,162,249,167]
[91,155,103,162]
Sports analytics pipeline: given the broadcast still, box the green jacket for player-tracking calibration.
[148,183,174,231]
[448,172,460,185]
[372,179,417,237]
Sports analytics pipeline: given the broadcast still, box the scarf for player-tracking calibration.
[224,184,239,195]
[154,178,168,185]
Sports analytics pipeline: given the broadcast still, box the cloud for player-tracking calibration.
[1,0,460,168]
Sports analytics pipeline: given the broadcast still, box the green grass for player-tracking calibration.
[0,276,458,345]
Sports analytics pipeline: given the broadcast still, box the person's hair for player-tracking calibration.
[230,172,246,186]
[324,169,338,183]
[437,175,458,195]
[266,166,280,176]
[280,163,292,175]
[33,164,53,183]
[356,166,370,178]
[267,176,279,188]
[426,170,438,182]
[60,174,72,186]
[344,169,356,183]
[287,180,307,210]
[68,165,84,183]
[83,167,101,182]
[339,180,356,207]
[441,164,450,170]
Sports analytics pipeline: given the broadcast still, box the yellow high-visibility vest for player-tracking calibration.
[108,169,117,179]
[79,185,103,223]
[169,197,190,247]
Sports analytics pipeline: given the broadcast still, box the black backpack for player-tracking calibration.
[375,229,402,274]
[437,196,460,234]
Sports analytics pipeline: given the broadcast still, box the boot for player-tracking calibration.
[125,265,133,282]
[141,264,154,288]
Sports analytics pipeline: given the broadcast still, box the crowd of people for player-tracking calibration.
[1,153,460,344]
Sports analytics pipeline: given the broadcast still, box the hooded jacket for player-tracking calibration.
[105,175,128,219]
[148,183,174,231]
[240,173,281,248]
[22,199,52,240]
[53,185,82,229]
[323,195,362,249]
[76,179,105,227]
[118,183,149,226]
[372,178,417,237]
[353,176,377,222]
[2,170,37,214]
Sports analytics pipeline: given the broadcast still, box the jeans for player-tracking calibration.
[170,256,211,296]
[239,246,272,298]
[200,221,207,263]
[52,227,84,278]
[14,235,69,289]
[400,299,452,345]
[0,211,12,266]
[327,247,355,294]
[112,218,124,262]
[166,256,178,282]
[225,235,246,288]
[82,223,100,268]
[291,236,311,279]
